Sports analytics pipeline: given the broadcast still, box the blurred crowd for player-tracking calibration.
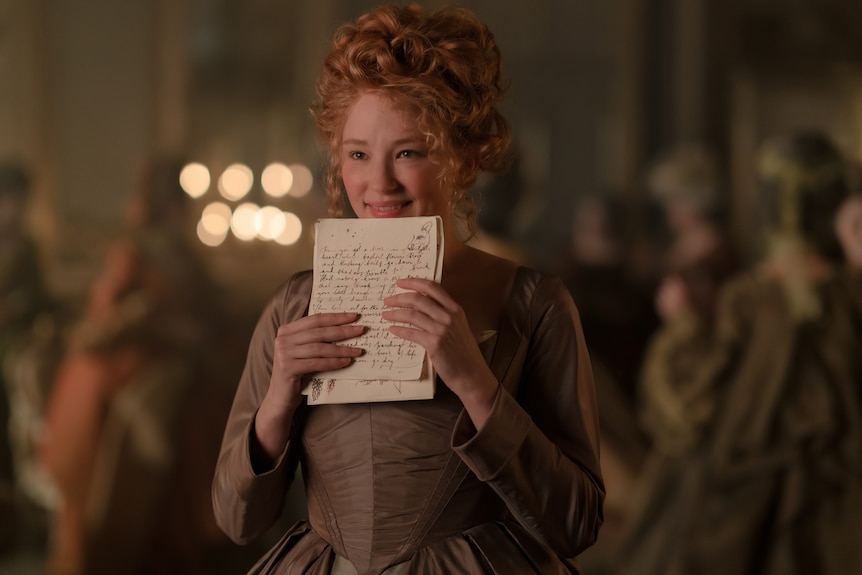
[0,157,297,575]
[0,128,860,575]
[557,131,862,575]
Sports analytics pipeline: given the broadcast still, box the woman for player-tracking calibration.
[212,4,604,575]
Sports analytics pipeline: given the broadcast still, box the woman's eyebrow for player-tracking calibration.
[342,137,424,146]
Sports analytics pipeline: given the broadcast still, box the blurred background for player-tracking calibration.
[3,0,859,305]
[1,0,861,574]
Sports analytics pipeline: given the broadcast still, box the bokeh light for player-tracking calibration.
[261,162,294,198]
[179,163,211,198]
[231,202,260,241]
[254,205,287,240]
[189,162,311,247]
[274,211,303,245]
[200,201,232,236]
[218,163,254,201]
[196,220,227,247]
[287,163,313,198]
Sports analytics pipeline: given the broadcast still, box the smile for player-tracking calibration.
[367,202,412,217]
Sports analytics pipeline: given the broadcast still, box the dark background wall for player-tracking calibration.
[2,0,861,315]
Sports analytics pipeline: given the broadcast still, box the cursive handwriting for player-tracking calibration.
[310,219,438,380]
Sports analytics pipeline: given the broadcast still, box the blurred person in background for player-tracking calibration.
[0,160,60,565]
[560,192,656,575]
[562,193,659,406]
[636,145,738,427]
[612,145,737,573]
[835,190,862,272]
[617,130,862,575]
[646,144,737,279]
[38,156,255,575]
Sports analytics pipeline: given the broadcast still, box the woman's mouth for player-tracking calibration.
[367,202,412,217]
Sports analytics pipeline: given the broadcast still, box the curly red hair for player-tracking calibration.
[310,3,512,232]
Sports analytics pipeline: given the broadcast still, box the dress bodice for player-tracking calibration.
[302,384,504,574]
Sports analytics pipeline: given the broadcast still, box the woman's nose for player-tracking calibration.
[369,158,398,193]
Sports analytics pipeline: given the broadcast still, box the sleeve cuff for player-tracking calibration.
[451,388,531,481]
[236,414,294,500]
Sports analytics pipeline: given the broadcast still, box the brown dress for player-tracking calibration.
[212,267,605,575]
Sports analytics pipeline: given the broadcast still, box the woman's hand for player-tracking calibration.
[254,312,364,463]
[382,278,499,429]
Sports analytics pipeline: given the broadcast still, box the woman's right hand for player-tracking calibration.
[254,312,364,463]
[268,311,364,407]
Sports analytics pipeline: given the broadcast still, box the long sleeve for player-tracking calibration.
[212,271,312,544]
[451,274,604,558]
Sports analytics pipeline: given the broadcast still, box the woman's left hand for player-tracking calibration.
[382,277,499,427]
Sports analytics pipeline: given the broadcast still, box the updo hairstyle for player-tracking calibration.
[311,3,512,230]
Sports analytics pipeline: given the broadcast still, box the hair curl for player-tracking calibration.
[310,3,512,232]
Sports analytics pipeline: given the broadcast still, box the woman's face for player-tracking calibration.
[340,92,449,220]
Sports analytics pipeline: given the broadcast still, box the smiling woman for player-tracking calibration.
[340,93,448,222]
[211,4,604,575]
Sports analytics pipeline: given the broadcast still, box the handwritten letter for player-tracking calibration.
[302,216,443,404]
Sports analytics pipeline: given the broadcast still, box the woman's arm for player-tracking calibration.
[451,275,605,558]
[211,282,300,545]
[211,272,365,544]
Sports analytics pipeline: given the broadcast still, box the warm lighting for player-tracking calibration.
[288,163,313,198]
[231,202,260,241]
[218,163,254,201]
[274,211,303,245]
[200,202,232,236]
[261,163,294,198]
[254,205,287,240]
[189,161,313,245]
[180,163,211,198]
[197,220,226,247]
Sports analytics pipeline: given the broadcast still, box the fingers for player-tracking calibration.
[384,278,455,314]
[390,278,452,305]
[273,312,364,375]
[282,355,357,377]
[284,324,366,347]
[278,312,360,336]
[278,312,365,343]
[381,278,460,332]
[380,307,440,333]
[283,340,364,360]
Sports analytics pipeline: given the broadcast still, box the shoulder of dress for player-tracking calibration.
[508,266,576,327]
[265,269,313,322]
[519,266,570,301]
[287,268,314,289]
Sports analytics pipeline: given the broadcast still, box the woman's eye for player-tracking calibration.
[397,150,419,159]
[348,151,367,160]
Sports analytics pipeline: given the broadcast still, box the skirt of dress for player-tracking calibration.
[245,520,581,575]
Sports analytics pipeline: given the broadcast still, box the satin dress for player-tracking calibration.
[212,267,605,575]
